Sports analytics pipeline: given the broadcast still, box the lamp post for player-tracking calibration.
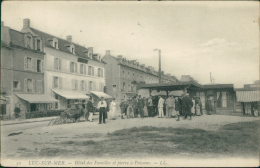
[154,49,161,83]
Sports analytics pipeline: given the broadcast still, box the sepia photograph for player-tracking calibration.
[1,1,259,167]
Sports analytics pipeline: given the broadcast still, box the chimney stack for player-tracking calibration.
[66,35,72,42]
[1,21,4,27]
[23,18,30,28]
[105,50,110,56]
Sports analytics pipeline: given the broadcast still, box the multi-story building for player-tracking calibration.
[102,51,177,103]
[21,19,106,109]
[1,21,58,119]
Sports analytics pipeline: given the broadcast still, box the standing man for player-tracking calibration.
[198,97,203,115]
[182,93,193,120]
[147,96,153,117]
[175,97,181,121]
[97,97,107,124]
[137,95,144,118]
[119,99,126,119]
[133,96,138,118]
[158,96,164,118]
[87,98,94,122]
[205,97,212,115]
[165,96,174,119]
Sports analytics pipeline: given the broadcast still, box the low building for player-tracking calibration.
[235,81,260,116]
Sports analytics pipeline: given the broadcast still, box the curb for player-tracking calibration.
[1,119,54,126]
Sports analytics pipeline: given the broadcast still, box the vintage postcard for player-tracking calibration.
[1,1,259,167]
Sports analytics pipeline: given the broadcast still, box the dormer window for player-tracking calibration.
[34,37,43,51]
[53,38,59,49]
[25,34,33,49]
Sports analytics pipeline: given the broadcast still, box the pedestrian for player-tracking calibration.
[105,98,110,119]
[126,99,134,118]
[147,96,153,117]
[97,97,107,124]
[143,98,148,117]
[82,104,89,122]
[109,98,117,120]
[198,97,203,115]
[133,96,138,118]
[191,97,195,117]
[137,95,144,118]
[165,96,174,119]
[158,96,164,118]
[182,93,193,120]
[175,97,181,121]
[87,98,94,122]
[119,99,126,119]
[196,98,201,116]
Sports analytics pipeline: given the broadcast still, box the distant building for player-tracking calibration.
[20,19,106,110]
[180,75,198,83]
[102,51,177,102]
[1,21,58,119]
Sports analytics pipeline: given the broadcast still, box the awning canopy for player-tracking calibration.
[52,89,89,99]
[236,90,260,102]
[151,90,184,97]
[16,94,59,103]
[89,91,112,99]
[138,81,203,91]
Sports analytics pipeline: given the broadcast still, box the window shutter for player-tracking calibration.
[84,65,86,75]
[75,63,78,73]
[92,67,94,76]
[40,39,43,51]
[24,57,27,70]
[75,80,78,90]
[80,80,83,90]
[34,59,37,72]
[59,77,62,89]
[41,60,44,72]
[32,79,35,93]
[71,79,74,89]
[85,80,88,91]
[59,59,62,71]
[54,58,57,70]
[52,77,55,88]
[34,39,37,50]
[31,58,34,71]
[24,79,28,93]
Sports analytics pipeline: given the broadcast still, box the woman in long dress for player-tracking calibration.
[191,97,195,116]
[109,98,117,120]
[126,100,134,118]
[196,102,201,116]
[143,98,148,117]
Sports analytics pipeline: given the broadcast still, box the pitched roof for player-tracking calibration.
[9,29,25,47]
[30,28,105,64]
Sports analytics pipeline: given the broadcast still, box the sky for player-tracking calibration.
[2,1,259,88]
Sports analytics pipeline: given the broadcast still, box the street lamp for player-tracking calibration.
[154,49,161,83]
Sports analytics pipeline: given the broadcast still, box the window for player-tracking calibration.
[37,60,43,72]
[36,39,41,51]
[89,81,93,91]
[54,58,61,71]
[122,71,125,79]
[71,79,78,90]
[70,62,77,73]
[24,79,34,93]
[217,92,227,108]
[88,66,94,76]
[53,76,62,89]
[27,57,32,70]
[13,81,20,90]
[71,47,74,54]
[123,82,125,91]
[98,68,103,77]
[27,36,32,49]
[80,64,86,75]
[99,82,104,92]
[36,80,43,93]
[80,80,86,90]
[128,84,131,92]
[54,42,57,49]
[53,38,58,49]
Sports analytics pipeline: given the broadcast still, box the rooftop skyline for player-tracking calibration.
[2,1,259,88]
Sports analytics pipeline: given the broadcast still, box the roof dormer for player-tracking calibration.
[88,47,93,59]
[24,33,33,49]
[53,38,58,49]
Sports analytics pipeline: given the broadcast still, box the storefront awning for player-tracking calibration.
[89,91,112,99]
[236,90,260,102]
[16,94,59,103]
[52,89,89,99]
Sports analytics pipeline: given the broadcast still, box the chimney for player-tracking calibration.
[66,35,72,42]
[105,50,110,56]
[23,18,30,28]
[1,21,4,27]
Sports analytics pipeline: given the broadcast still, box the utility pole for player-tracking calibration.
[154,49,161,83]
[209,72,212,83]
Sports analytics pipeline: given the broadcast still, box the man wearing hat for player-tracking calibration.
[97,97,107,124]
[119,99,126,119]
[182,93,193,120]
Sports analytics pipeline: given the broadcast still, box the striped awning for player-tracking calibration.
[236,90,260,102]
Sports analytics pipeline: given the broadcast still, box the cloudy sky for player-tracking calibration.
[2,1,259,88]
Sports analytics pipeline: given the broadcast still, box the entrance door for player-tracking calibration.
[209,96,216,113]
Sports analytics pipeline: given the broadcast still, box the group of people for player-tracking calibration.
[82,93,208,124]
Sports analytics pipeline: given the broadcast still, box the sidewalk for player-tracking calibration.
[1,116,56,126]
